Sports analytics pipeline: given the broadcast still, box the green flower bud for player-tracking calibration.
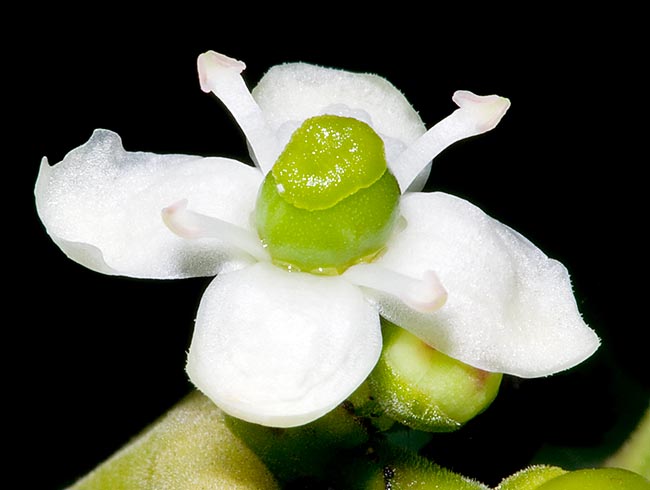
[535,468,649,490]
[496,466,568,490]
[255,115,400,274]
[348,380,397,432]
[368,320,502,432]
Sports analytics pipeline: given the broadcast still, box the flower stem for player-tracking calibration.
[224,402,369,485]
[66,392,279,490]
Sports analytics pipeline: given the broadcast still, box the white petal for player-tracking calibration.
[251,62,427,177]
[187,262,382,427]
[392,91,511,192]
[35,129,263,279]
[369,192,599,378]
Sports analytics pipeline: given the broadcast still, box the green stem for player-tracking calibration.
[335,442,491,490]
[224,402,369,485]
[67,392,279,490]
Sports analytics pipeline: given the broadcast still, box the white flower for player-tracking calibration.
[35,51,599,428]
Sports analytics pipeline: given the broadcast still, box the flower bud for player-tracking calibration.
[368,320,502,432]
[496,465,568,490]
[535,468,649,490]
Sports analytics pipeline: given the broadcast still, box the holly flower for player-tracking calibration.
[36,51,599,428]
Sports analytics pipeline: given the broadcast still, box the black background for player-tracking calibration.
[15,12,646,489]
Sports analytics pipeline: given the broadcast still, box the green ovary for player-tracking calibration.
[255,115,401,274]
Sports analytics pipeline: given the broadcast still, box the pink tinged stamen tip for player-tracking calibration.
[452,90,511,133]
[197,51,247,93]
[343,264,447,314]
[195,50,279,174]
[161,199,269,262]
[403,270,448,313]
[392,90,511,192]
[161,199,202,239]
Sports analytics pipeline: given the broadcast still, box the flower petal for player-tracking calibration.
[369,192,599,378]
[251,62,428,183]
[186,262,382,427]
[35,129,263,279]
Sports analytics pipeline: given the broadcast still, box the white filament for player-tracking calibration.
[162,199,269,262]
[198,51,281,174]
[344,263,447,313]
[392,90,511,192]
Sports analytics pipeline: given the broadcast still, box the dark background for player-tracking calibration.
[15,13,645,489]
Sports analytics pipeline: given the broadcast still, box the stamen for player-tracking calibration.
[392,90,511,192]
[343,263,447,313]
[162,199,269,262]
[197,51,281,174]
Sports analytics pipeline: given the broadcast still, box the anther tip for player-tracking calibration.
[162,199,201,239]
[162,198,188,216]
[452,90,511,132]
[197,51,246,93]
[406,270,448,313]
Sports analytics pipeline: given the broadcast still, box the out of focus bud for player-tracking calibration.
[536,468,649,489]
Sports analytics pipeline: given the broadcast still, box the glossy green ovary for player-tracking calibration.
[256,171,400,273]
[271,115,387,211]
[256,115,401,273]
